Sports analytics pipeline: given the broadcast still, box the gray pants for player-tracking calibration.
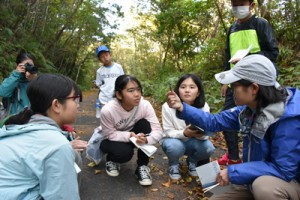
[210,176,300,200]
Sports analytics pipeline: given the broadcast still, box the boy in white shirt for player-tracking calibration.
[95,45,124,106]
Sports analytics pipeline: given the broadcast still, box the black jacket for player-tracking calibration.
[224,14,279,71]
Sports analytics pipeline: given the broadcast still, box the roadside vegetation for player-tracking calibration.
[0,0,299,111]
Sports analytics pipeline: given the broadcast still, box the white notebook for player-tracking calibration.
[196,161,220,188]
[229,44,253,63]
[129,137,157,157]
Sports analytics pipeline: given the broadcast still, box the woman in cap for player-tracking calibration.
[167,54,300,200]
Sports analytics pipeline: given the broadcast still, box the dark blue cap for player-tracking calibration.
[95,45,110,57]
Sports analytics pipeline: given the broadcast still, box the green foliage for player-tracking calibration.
[122,0,300,111]
[0,0,299,110]
[202,80,224,113]
[0,0,121,85]
[141,69,181,104]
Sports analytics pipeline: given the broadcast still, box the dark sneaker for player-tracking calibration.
[188,161,198,177]
[105,161,120,177]
[135,165,152,186]
[169,164,181,180]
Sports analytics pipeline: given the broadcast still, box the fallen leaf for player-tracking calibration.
[88,162,96,167]
[167,192,175,199]
[163,156,168,160]
[171,179,179,184]
[149,164,155,171]
[187,190,193,195]
[158,170,164,175]
[94,169,102,174]
[182,182,188,187]
[162,179,171,187]
[185,176,193,183]
[150,188,158,192]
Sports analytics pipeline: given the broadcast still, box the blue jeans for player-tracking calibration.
[161,138,215,166]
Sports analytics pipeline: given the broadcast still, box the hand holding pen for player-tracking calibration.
[167,83,183,112]
[135,133,149,144]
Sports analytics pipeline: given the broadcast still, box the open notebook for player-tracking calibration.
[196,161,220,188]
[130,137,157,157]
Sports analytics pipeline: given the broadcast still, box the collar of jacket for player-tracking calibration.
[239,92,290,139]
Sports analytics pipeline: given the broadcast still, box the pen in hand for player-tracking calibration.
[137,133,150,137]
[169,83,173,92]
[136,133,149,144]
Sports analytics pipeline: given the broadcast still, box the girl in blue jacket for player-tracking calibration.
[0,74,81,200]
[167,55,300,200]
[0,51,38,116]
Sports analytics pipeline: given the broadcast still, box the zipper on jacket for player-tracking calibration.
[248,133,251,162]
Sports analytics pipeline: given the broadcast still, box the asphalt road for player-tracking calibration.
[74,90,229,200]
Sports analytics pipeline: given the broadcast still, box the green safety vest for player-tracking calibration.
[229,29,261,68]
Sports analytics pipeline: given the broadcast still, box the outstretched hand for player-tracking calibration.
[166,91,183,112]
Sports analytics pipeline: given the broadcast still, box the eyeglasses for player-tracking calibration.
[59,95,81,104]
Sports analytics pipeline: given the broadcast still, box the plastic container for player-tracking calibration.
[95,99,101,118]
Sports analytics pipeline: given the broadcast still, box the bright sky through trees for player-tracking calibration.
[102,0,139,34]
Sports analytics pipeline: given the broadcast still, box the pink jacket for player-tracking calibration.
[100,98,162,145]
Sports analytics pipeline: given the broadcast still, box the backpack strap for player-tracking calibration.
[5,84,23,113]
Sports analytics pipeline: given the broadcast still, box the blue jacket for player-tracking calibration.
[177,88,300,185]
[0,70,30,115]
[0,115,80,200]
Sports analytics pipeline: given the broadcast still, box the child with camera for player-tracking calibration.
[0,51,38,116]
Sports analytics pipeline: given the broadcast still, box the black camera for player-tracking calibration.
[24,63,38,74]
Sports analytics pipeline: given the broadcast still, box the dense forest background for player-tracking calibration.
[0,0,299,112]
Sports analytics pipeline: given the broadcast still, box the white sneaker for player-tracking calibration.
[105,161,120,177]
[135,165,152,186]
[169,164,181,180]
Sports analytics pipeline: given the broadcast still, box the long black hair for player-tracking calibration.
[114,74,143,97]
[236,79,287,112]
[4,74,81,125]
[174,74,206,108]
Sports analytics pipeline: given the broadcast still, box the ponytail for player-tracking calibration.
[4,108,34,126]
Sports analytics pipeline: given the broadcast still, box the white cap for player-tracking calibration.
[215,55,279,88]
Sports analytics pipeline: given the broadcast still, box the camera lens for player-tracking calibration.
[24,63,38,74]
